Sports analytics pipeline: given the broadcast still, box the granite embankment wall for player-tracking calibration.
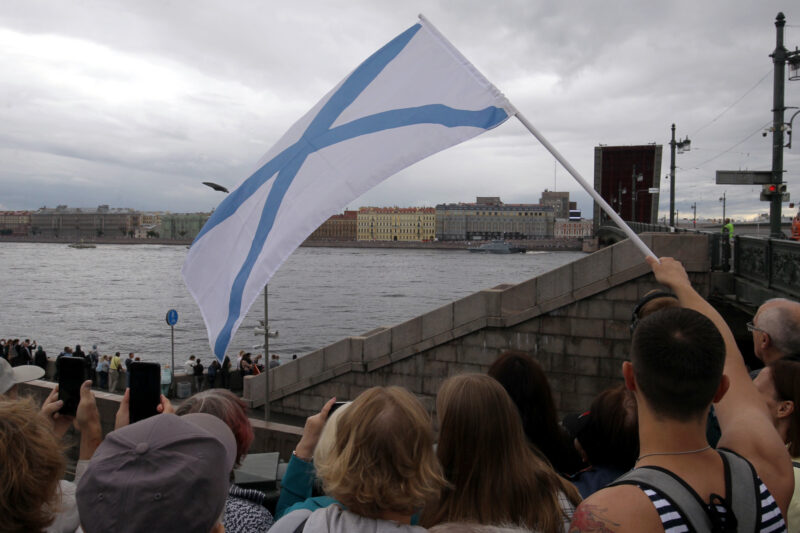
[249,233,711,419]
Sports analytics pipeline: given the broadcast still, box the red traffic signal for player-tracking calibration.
[762,183,787,195]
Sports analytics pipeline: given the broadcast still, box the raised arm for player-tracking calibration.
[646,256,793,512]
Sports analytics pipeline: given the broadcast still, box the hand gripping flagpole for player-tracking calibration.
[513,111,658,262]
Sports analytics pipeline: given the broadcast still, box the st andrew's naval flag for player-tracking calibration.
[183,16,515,362]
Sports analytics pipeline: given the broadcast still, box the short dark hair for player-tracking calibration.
[631,307,725,420]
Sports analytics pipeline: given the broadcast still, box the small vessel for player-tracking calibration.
[468,240,526,254]
[68,242,96,249]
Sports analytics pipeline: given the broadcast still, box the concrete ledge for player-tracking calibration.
[242,373,266,408]
[391,317,423,352]
[362,327,391,362]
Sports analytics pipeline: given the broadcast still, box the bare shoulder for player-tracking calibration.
[569,484,662,533]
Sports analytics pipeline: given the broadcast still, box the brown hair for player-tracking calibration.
[315,386,446,518]
[0,398,66,533]
[422,374,581,532]
[578,384,638,469]
[488,350,581,475]
[174,389,254,467]
[769,356,800,456]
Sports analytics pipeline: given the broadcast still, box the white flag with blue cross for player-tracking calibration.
[183,15,516,362]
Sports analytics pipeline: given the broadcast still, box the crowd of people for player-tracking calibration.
[2,256,800,532]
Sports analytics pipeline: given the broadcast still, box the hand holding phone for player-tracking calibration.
[129,362,162,423]
[57,356,85,416]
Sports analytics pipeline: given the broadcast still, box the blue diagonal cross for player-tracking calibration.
[195,23,509,360]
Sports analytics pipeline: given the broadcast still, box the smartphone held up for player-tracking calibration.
[129,362,161,423]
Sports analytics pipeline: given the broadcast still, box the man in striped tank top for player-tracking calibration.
[569,257,794,533]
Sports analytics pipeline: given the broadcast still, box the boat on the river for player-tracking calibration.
[468,240,526,254]
[68,242,96,249]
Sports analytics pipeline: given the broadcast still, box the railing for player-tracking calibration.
[735,236,800,299]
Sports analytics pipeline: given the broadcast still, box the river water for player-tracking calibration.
[0,243,583,366]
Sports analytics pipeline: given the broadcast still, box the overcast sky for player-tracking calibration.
[1,0,799,221]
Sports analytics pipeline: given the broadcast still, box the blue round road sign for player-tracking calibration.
[166,309,178,326]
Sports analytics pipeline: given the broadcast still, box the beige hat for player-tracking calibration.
[0,358,45,395]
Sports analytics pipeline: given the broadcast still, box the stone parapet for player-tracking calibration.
[263,233,714,419]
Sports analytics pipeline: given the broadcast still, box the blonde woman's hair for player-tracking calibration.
[0,398,66,533]
[421,374,581,532]
[313,401,350,467]
[315,386,447,518]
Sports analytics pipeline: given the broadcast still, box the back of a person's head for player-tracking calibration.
[487,351,563,462]
[0,398,65,533]
[425,373,578,533]
[174,388,254,467]
[315,386,445,519]
[630,290,680,332]
[578,384,639,469]
[77,413,237,533]
[632,307,725,421]
[769,355,800,456]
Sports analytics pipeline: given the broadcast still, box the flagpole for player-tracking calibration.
[514,112,658,261]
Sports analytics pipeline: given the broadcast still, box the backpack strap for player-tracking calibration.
[612,466,713,532]
[718,449,759,533]
[610,450,761,533]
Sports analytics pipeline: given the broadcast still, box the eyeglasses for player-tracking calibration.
[746,321,767,334]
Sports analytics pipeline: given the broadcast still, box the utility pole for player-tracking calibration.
[691,203,697,227]
[719,192,727,222]
[263,286,270,421]
[670,124,676,226]
[771,13,789,238]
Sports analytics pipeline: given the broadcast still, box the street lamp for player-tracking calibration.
[769,13,800,238]
[669,124,691,227]
[631,166,644,223]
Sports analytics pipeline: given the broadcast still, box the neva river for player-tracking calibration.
[0,243,583,367]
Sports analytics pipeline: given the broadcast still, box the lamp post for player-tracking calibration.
[769,13,800,238]
[631,166,644,223]
[669,124,691,227]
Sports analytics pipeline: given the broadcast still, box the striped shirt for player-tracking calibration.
[641,479,786,533]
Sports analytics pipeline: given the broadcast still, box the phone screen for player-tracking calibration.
[58,357,85,416]
[129,362,161,423]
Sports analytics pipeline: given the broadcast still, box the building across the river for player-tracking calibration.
[307,210,357,241]
[0,211,31,235]
[357,207,436,241]
[160,213,211,240]
[435,196,556,241]
[554,218,593,238]
[30,205,139,239]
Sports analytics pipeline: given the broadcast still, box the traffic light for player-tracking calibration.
[762,183,787,194]
[761,183,789,202]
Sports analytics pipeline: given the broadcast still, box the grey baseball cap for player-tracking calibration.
[77,413,237,533]
[0,358,45,395]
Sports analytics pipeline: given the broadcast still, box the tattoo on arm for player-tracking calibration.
[569,503,621,533]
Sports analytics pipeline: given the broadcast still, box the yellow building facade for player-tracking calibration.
[357,207,436,241]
